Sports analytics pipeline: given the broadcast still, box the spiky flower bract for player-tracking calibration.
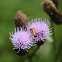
[27,18,52,42]
[9,27,34,53]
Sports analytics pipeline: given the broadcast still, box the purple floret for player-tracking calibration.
[9,27,34,53]
[27,18,52,42]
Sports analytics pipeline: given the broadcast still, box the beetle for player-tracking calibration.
[30,28,37,38]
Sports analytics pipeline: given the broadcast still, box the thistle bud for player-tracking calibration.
[14,11,27,28]
[42,0,62,24]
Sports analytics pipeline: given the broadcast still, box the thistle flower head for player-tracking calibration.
[9,27,34,53]
[27,18,52,42]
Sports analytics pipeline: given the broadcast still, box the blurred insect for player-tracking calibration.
[30,28,37,38]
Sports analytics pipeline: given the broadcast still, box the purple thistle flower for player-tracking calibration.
[27,18,52,42]
[9,27,34,53]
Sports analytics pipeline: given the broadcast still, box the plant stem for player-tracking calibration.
[30,45,40,58]
[56,41,62,62]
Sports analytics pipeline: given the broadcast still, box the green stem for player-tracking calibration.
[27,45,40,62]
[56,41,62,62]
[29,46,40,58]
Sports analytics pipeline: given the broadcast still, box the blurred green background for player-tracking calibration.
[0,0,62,62]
